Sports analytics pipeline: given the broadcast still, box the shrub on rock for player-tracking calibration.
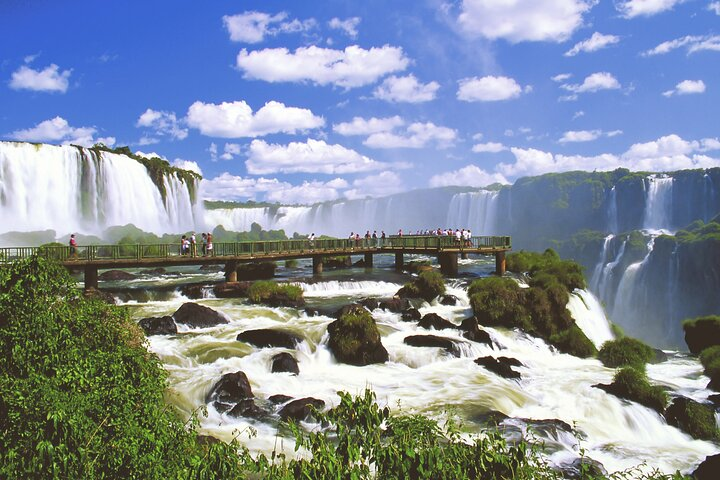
[598,337,654,368]
[468,277,529,330]
[247,281,305,308]
[597,367,667,413]
[699,345,720,390]
[327,306,388,366]
[683,316,720,355]
[665,397,719,441]
[397,270,446,302]
[550,325,597,358]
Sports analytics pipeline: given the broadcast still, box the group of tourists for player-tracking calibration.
[346,230,387,248]
[340,228,475,248]
[180,232,213,256]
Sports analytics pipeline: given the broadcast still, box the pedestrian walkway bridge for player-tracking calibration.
[0,235,511,289]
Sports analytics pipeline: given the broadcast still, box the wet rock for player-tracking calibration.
[271,352,300,375]
[327,305,388,365]
[237,329,303,349]
[459,317,493,346]
[324,256,352,268]
[206,371,253,413]
[665,396,719,441]
[353,258,366,267]
[401,308,422,322]
[439,294,459,306]
[708,394,720,407]
[404,335,460,356]
[140,267,166,275]
[333,303,365,319]
[279,397,325,421]
[378,297,410,313]
[650,348,668,364]
[83,287,117,305]
[359,298,380,311]
[474,356,521,379]
[173,302,228,328]
[213,282,250,298]
[138,316,177,336]
[233,262,275,281]
[268,394,293,405]
[228,399,266,419]
[180,283,209,299]
[683,316,720,355]
[304,307,320,317]
[418,313,456,331]
[693,453,720,480]
[560,457,608,479]
[99,269,137,281]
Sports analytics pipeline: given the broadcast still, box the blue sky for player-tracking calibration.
[1,0,718,204]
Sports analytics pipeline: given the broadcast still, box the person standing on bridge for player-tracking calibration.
[206,232,213,256]
[190,232,197,257]
[201,233,208,256]
[308,232,315,250]
[69,234,78,259]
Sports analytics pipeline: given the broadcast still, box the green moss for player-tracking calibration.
[665,397,719,441]
[468,277,530,330]
[506,249,586,291]
[699,345,720,388]
[598,337,654,368]
[247,281,303,306]
[549,325,597,358]
[609,367,668,412]
[610,323,625,338]
[398,270,446,302]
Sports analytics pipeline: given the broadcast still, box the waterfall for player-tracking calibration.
[594,237,627,307]
[590,235,613,292]
[566,289,615,349]
[611,237,656,340]
[704,173,717,222]
[643,176,674,232]
[0,142,202,239]
[606,187,619,234]
[445,190,499,234]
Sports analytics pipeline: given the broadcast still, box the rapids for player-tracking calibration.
[121,257,718,476]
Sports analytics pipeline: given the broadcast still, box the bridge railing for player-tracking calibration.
[0,235,511,264]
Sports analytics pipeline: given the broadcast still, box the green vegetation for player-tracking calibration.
[665,397,719,441]
[470,250,595,358]
[212,223,288,242]
[699,346,720,389]
[88,144,201,202]
[598,337,655,369]
[609,367,668,413]
[397,269,446,302]
[682,315,720,355]
[247,280,304,307]
[328,307,382,362]
[284,259,298,268]
[204,199,280,209]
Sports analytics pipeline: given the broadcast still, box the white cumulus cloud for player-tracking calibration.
[552,73,572,82]
[266,179,348,204]
[616,0,686,18]
[246,138,386,174]
[642,34,720,56]
[457,0,596,43]
[472,142,507,153]
[236,44,409,88]
[559,130,602,143]
[200,173,290,201]
[223,11,315,43]
[136,108,188,140]
[457,76,525,102]
[364,122,457,149]
[328,17,361,38]
[333,116,404,136]
[373,75,440,103]
[9,64,71,93]
[564,32,620,56]
[429,164,509,188]
[171,159,203,176]
[561,72,621,94]
[186,100,324,138]
[662,79,706,97]
[711,2,720,14]
[9,116,99,146]
[344,171,404,200]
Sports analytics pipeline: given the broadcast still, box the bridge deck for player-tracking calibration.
[0,235,511,269]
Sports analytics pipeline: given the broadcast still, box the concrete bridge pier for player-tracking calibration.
[438,252,458,276]
[84,265,98,291]
[364,253,373,268]
[461,252,468,260]
[225,261,238,282]
[312,256,323,275]
[394,253,404,271]
[495,251,506,275]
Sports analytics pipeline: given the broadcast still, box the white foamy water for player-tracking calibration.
[128,277,718,476]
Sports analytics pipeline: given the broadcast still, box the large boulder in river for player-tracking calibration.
[327,305,388,366]
[459,317,493,346]
[474,356,522,379]
[138,316,177,336]
[279,397,325,421]
[683,316,720,355]
[378,297,410,313]
[401,308,422,322]
[439,294,459,306]
[693,453,720,480]
[206,371,254,413]
[213,282,251,298]
[396,270,446,302]
[665,396,719,441]
[237,329,303,349]
[234,262,276,281]
[271,352,300,375]
[404,335,460,356]
[172,302,228,328]
[98,269,137,281]
[418,313,456,331]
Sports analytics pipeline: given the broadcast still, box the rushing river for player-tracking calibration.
[115,255,718,476]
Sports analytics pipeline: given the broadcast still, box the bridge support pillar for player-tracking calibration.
[84,265,98,291]
[225,261,238,282]
[394,253,403,271]
[313,256,323,275]
[461,252,468,260]
[364,253,373,268]
[495,251,506,276]
[438,253,458,276]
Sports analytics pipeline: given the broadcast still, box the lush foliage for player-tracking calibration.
[327,306,383,362]
[665,397,719,441]
[469,251,595,358]
[0,256,242,478]
[398,269,447,302]
[247,280,304,306]
[598,337,655,368]
[699,345,720,389]
[609,367,668,413]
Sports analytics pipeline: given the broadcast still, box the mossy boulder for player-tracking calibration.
[247,281,305,308]
[598,337,654,368]
[396,270,446,302]
[327,306,388,366]
[549,325,597,358]
[664,397,719,441]
[595,367,667,413]
[468,277,529,329]
[683,316,720,355]
[699,345,720,390]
